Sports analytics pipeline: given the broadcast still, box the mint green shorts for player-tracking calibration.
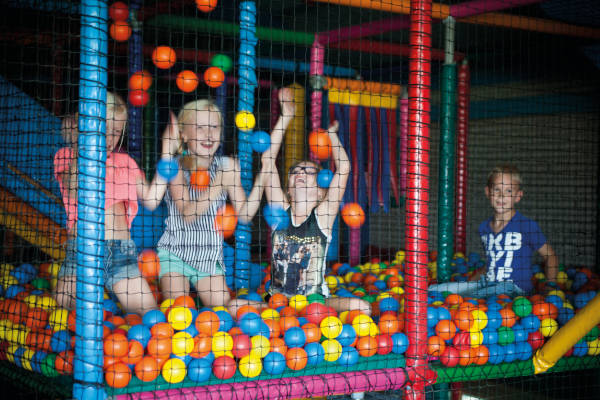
[157,249,224,288]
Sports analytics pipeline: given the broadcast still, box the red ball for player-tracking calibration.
[440,346,459,367]
[212,356,236,379]
[308,129,331,160]
[302,302,329,325]
[528,331,545,351]
[109,2,129,21]
[204,66,225,88]
[232,334,251,359]
[376,334,393,355]
[128,89,149,107]
[341,203,365,228]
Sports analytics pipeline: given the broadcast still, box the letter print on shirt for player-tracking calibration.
[483,232,523,282]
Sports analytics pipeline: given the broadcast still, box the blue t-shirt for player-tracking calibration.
[478,211,547,293]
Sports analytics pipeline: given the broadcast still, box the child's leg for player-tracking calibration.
[160,272,190,300]
[195,274,231,309]
[112,277,157,316]
[325,297,372,316]
[53,275,76,309]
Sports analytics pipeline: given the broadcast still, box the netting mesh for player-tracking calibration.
[0,1,600,399]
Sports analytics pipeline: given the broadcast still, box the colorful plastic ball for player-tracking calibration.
[156,157,179,182]
[137,248,160,280]
[162,358,186,384]
[49,308,69,331]
[41,353,59,377]
[487,343,504,364]
[263,351,287,374]
[109,1,129,21]
[127,324,151,348]
[216,310,234,332]
[134,356,160,382]
[196,0,218,13]
[251,130,271,153]
[187,357,212,382]
[176,70,199,93]
[167,306,193,331]
[356,335,378,357]
[239,354,262,378]
[105,361,132,388]
[427,335,446,357]
[250,335,271,359]
[128,89,149,107]
[497,326,515,345]
[204,66,225,88]
[234,113,256,136]
[486,310,503,330]
[195,310,220,336]
[512,297,532,317]
[341,203,366,228]
[286,347,308,370]
[503,343,517,363]
[337,346,359,367]
[515,341,532,360]
[289,295,308,312]
[284,326,306,348]
[540,318,558,337]
[212,332,234,357]
[376,334,393,355]
[470,310,488,332]
[308,129,331,160]
[263,204,290,231]
[299,341,322,366]
[573,339,588,357]
[337,324,357,347]
[469,330,483,347]
[210,53,233,74]
[215,204,237,239]
[142,309,166,326]
[128,70,152,91]
[104,333,129,358]
[109,21,131,42]
[440,346,459,367]
[321,339,342,362]
[171,331,194,357]
[239,312,262,336]
[435,319,457,341]
[520,314,541,333]
[190,169,210,191]
[391,332,409,354]
[320,316,343,339]
[152,46,176,70]
[232,333,252,359]
[352,314,373,337]
[317,169,334,188]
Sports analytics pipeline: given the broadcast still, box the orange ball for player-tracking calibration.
[121,340,144,365]
[109,21,131,42]
[151,322,174,338]
[341,203,365,228]
[264,318,281,339]
[268,293,288,309]
[445,293,463,307]
[302,323,321,343]
[356,335,378,358]
[270,337,288,355]
[286,347,308,370]
[138,249,160,280]
[280,315,300,332]
[435,319,457,341]
[236,304,260,320]
[152,46,176,70]
[173,295,196,310]
[147,336,172,359]
[134,356,160,382]
[105,362,132,388]
[196,0,218,12]
[24,307,49,331]
[427,335,446,357]
[473,345,489,365]
[176,70,199,93]
[195,311,220,336]
[191,333,212,359]
[453,309,474,332]
[204,66,225,88]
[125,313,143,326]
[190,169,210,191]
[55,350,74,375]
[215,204,237,239]
[308,129,332,160]
[457,346,473,366]
[128,70,153,91]
[104,333,129,358]
[499,307,517,327]
[378,314,400,335]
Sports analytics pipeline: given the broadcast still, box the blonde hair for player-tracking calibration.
[177,99,223,134]
[487,164,522,188]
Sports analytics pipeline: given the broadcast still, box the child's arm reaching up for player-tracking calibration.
[539,243,559,286]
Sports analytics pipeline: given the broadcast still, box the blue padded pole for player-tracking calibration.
[74,1,107,399]
[127,0,144,161]
[234,1,258,290]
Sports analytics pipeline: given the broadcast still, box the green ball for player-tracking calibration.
[584,326,600,342]
[210,54,233,74]
[497,326,515,345]
[512,296,532,317]
[31,278,50,290]
[362,295,377,303]
[41,354,59,377]
[307,293,325,304]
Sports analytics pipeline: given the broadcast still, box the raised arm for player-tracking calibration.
[137,112,180,211]
[262,87,295,208]
[316,121,350,232]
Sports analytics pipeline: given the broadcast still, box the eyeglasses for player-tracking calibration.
[289,165,319,175]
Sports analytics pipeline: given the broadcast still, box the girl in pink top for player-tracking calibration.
[53,91,179,315]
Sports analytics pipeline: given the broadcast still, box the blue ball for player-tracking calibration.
[127,324,152,348]
[103,299,120,315]
[574,292,590,309]
[11,263,36,284]
[391,332,409,354]
[200,352,215,365]
[503,343,517,363]
[4,285,25,299]
[520,314,541,333]
[482,328,499,345]
[187,358,212,382]
[515,341,532,360]
[263,351,287,374]
[338,346,359,367]
[379,297,399,313]
[239,312,262,336]
[284,326,306,348]
[251,131,271,153]
[263,204,290,230]
[337,263,351,276]
[304,342,325,366]
[545,295,563,309]
[486,310,503,330]
[182,322,199,338]
[487,344,504,364]
[13,347,26,368]
[297,317,309,326]
[143,309,166,326]
[437,307,451,321]
[426,307,439,328]
[50,330,71,353]
[216,310,234,332]
[512,324,528,343]
[317,169,334,188]
[156,157,179,182]
[31,351,48,373]
[557,307,575,326]
[486,302,502,312]
[337,324,357,347]
[573,340,588,357]
[245,291,264,302]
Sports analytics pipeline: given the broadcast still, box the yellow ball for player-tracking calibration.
[5,344,19,363]
[162,358,187,384]
[338,311,349,324]
[344,271,355,284]
[0,263,14,276]
[167,306,193,331]
[376,292,393,302]
[556,271,568,285]
[454,252,465,259]
[534,272,546,281]
[395,250,405,263]
[540,318,558,337]
[237,288,249,296]
[213,306,228,313]
[547,289,565,301]
[563,302,574,310]
[239,354,262,378]
[470,310,488,331]
[235,111,256,131]
[289,295,308,312]
[368,322,379,337]
[587,338,600,356]
[48,263,61,278]
[212,331,233,357]
[261,308,280,321]
[469,330,483,347]
[325,276,338,290]
[6,327,29,346]
[171,331,194,357]
[352,314,374,337]
[432,301,444,307]
[320,316,343,339]
[37,295,57,311]
[322,339,342,362]
[160,298,175,314]
[49,308,70,331]
[250,335,270,359]
[0,320,14,340]
[390,286,405,296]
[1,275,18,290]
[21,348,35,371]
[23,295,38,309]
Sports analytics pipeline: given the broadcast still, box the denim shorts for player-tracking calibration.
[157,249,224,288]
[59,239,142,288]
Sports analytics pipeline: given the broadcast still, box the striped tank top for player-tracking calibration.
[157,155,228,275]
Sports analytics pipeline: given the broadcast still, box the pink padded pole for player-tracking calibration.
[450,0,542,18]
[317,16,410,44]
[115,368,407,400]
[399,95,408,197]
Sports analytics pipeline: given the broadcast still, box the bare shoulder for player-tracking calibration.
[220,156,238,172]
